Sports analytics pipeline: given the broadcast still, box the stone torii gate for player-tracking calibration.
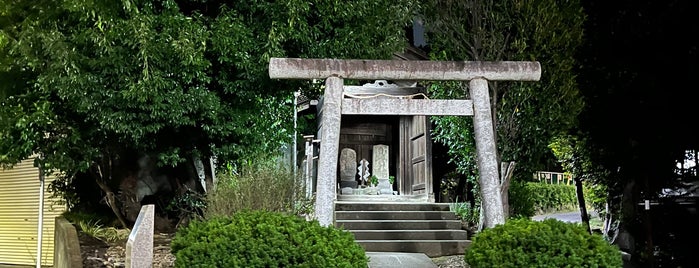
[269,58,541,227]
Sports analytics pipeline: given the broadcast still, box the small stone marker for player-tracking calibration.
[126,204,154,268]
[373,145,393,195]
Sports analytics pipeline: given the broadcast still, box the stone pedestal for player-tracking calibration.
[378,179,392,195]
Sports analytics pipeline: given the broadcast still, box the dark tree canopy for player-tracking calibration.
[577,0,699,265]
[578,0,699,196]
[0,0,418,226]
[0,0,417,171]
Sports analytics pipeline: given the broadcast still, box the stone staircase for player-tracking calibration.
[335,200,471,257]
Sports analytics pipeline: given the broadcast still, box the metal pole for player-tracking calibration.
[304,135,314,199]
[36,161,45,268]
[294,91,300,177]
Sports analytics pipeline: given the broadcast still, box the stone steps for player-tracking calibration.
[336,211,457,220]
[335,201,471,257]
[335,201,451,212]
[337,219,462,230]
[350,230,468,240]
[357,240,468,258]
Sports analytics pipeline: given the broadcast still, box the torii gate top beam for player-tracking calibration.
[269,57,541,81]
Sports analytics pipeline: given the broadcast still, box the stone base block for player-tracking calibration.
[341,187,354,195]
[340,180,358,189]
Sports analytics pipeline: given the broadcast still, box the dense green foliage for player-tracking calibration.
[422,0,585,206]
[465,218,622,267]
[205,160,312,218]
[0,0,416,223]
[549,135,610,213]
[0,0,416,168]
[171,210,367,267]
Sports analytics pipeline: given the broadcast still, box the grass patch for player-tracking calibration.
[77,220,130,243]
[205,161,313,218]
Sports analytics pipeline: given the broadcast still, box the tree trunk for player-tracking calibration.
[574,176,591,233]
[500,161,516,219]
[94,178,130,229]
[91,162,130,229]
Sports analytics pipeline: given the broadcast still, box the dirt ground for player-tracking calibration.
[78,230,465,268]
[432,255,468,268]
[79,231,175,268]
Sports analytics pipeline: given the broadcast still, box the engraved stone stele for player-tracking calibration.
[372,145,389,180]
[339,148,358,192]
[372,145,393,194]
[126,204,154,268]
[340,148,357,181]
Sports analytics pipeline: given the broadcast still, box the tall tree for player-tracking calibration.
[0,0,417,227]
[577,0,699,265]
[422,0,585,226]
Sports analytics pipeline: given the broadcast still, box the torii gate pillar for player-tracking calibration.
[269,58,541,227]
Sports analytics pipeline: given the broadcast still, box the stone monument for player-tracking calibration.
[373,145,393,195]
[339,148,357,194]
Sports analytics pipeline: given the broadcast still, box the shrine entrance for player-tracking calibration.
[336,81,433,199]
[269,57,541,227]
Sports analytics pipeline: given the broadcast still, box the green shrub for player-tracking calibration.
[171,210,368,267]
[465,218,622,268]
[507,180,536,218]
[525,182,578,214]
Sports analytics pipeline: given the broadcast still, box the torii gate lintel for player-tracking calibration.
[269,57,541,81]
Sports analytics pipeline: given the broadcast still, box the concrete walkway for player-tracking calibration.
[532,210,599,223]
[367,252,438,268]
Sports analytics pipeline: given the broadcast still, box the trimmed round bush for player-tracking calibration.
[465,218,622,268]
[171,210,368,267]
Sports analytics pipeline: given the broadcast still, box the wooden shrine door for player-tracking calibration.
[400,115,433,200]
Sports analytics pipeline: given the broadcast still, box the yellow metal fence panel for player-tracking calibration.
[0,158,66,266]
